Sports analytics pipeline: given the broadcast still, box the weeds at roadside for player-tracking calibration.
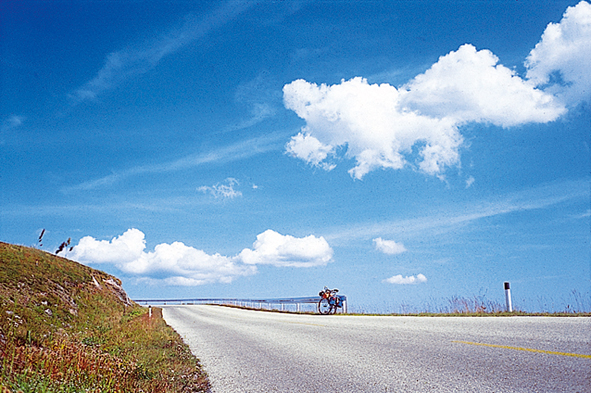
[0,242,210,392]
[215,294,590,317]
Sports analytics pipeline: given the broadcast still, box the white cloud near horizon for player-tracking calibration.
[239,230,334,267]
[526,1,591,106]
[373,238,407,255]
[384,274,427,285]
[68,228,147,264]
[283,2,591,179]
[66,228,256,285]
[70,1,254,103]
[66,228,334,285]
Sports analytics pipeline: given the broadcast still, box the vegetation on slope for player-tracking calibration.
[0,242,209,392]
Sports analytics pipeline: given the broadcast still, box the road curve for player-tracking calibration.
[162,305,590,393]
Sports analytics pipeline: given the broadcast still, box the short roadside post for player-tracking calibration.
[504,282,513,312]
[149,305,152,318]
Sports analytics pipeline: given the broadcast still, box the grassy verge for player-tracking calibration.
[348,311,591,317]
[215,303,590,317]
[0,242,209,392]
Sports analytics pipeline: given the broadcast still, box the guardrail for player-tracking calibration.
[134,295,348,314]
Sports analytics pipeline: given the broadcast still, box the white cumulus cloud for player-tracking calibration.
[68,228,146,264]
[402,44,565,126]
[526,1,591,105]
[283,38,568,179]
[66,228,334,285]
[373,237,407,255]
[285,132,336,171]
[239,229,334,267]
[66,228,256,285]
[284,77,455,179]
[383,274,427,285]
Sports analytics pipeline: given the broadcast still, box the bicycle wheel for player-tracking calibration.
[329,302,337,314]
[318,298,331,314]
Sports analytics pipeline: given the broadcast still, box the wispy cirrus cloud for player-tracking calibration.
[326,178,589,243]
[1,115,25,132]
[572,209,591,219]
[224,73,281,132]
[69,1,254,104]
[62,133,283,192]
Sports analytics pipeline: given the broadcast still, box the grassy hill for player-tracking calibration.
[0,242,209,392]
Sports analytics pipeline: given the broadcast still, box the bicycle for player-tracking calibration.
[318,287,343,314]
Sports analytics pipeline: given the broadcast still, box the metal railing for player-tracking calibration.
[134,295,348,314]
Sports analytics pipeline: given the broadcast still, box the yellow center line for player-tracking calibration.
[452,340,591,359]
[286,321,326,327]
[270,319,326,327]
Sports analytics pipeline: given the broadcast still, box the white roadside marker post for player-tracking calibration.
[149,305,152,318]
[504,282,513,312]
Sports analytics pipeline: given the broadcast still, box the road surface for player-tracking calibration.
[162,305,590,392]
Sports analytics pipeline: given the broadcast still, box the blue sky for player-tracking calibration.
[1,0,590,312]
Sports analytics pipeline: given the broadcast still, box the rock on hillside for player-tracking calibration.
[0,241,133,344]
[0,241,210,392]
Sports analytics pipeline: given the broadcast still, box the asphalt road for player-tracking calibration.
[162,305,590,392]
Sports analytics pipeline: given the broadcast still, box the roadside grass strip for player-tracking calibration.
[452,341,591,359]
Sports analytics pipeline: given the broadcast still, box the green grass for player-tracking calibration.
[0,242,210,392]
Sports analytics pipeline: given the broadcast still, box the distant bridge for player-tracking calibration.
[134,296,348,313]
